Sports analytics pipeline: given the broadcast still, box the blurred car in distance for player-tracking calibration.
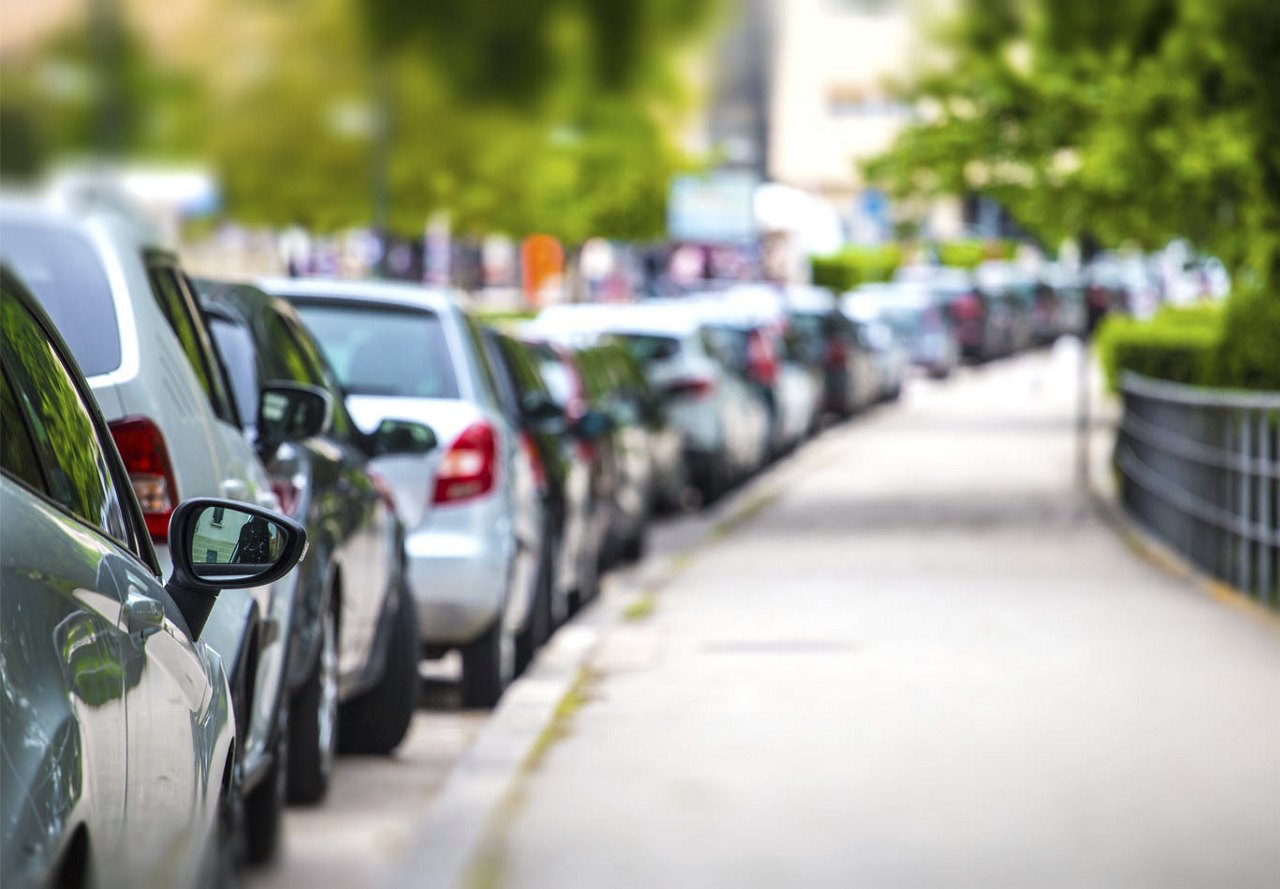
[846,283,960,379]
[0,268,305,888]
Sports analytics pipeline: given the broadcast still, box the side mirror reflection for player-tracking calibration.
[258,382,332,450]
[166,498,308,639]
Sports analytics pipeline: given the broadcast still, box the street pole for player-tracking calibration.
[1076,327,1091,492]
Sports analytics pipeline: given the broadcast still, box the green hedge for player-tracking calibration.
[935,239,1016,269]
[810,245,902,292]
[1096,292,1280,392]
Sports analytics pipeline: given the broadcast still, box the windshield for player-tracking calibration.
[293,302,459,398]
[0,221,122,376]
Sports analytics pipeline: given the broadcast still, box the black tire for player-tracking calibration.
[460,618,512,709]
[621,521,648,563]
[339,592,419,754]
[242,722,286,865]
[515,540,553,675]
[697,458,727,508]
[286,609,338,805]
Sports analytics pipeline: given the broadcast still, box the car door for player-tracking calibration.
[0,290,221,886]
[271,306,393,677]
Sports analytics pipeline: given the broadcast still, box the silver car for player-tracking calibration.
[261,278,544,707]
[0,269,306,888]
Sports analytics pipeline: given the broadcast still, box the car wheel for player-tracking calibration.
[339,590,419,754]
[515,538,553,675]
[621,520,648,564]
[460,617,514,708]
[243,713,287,865]
[287,608,338,805]
[204,758,242,888]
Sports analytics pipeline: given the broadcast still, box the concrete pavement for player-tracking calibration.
[485,346,1280,889]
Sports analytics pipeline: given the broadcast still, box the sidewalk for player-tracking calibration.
[483,347,1280,889]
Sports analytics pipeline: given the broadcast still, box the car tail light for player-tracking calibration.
[1087,285,1109,308]
[431,421,497,505]
[666,376,716,398]
[747,331,779,385]
[519,431,547,492]
[824,337,848,369]
[109,416,178,541]
[951,292,985,321]
[270,478,302,517]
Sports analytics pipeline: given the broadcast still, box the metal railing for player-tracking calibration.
[1116,372,1280,608]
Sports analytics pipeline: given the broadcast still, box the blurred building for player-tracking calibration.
[694,0,963,246]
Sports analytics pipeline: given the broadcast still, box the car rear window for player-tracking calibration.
[293,302,459,399]
[525,342,576,407]
[0,221,122,376]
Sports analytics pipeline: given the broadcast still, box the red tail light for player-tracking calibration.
[747,331,779,385]
[109,416,178,541]
[270,478,302,517]
[432,421,497,505]
[519,431,547,492]
[1087,285,1109,308]
[824,337,848,369]
[951,292,985,321]
[666,376,716,398]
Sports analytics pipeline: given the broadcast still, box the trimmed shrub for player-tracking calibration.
[1213,289,1280,390]
[936,239,1015,269]
[811,244,902,292]
[1096,293,1280,393]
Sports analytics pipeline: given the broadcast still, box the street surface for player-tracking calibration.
[488,346,1280,888]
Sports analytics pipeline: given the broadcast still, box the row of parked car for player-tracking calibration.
[0,183,1090,887]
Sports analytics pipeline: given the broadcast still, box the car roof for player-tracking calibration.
[531,302,705,338]
[256,276,459,313]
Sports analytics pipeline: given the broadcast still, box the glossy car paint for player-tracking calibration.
[0,276,233,888]
[0,199,290,812]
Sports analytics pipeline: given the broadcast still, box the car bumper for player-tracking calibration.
[404,528,509,647]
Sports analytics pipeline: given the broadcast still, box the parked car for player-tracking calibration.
[893,266,1009,362]
[480,330,612,664]
[526,303,768,505]
[845,283,959,380]
[571,341,661,565]
[260,278,539,707]
[0,267,306,888]
[197,280,436,804]
[0,197,296,862]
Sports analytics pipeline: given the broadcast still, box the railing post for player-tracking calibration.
[1261,410,1275,605]
[1238,410,1252,596]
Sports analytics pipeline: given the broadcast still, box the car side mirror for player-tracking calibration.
[257,382,332,452]
[166,498,308,639]
[370,418,437,457]
[520,391,564,424]
[572,408,611,442]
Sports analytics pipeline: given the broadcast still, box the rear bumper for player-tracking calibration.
[404,529,509,647]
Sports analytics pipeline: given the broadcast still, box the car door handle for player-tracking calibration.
[124,590,166,642]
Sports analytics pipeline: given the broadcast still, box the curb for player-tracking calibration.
[1089,487,1280,635]
[386,433,828,889]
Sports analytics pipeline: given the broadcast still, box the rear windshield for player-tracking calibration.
[293,302,459,399]
[616,333,681,365]
[0,221,122,376]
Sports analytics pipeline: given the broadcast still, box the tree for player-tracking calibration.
[864,0,1280,288]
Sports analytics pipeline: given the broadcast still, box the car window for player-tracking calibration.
[0,293,130,542]
[208,315,261,431]
[616,334,680,365]
[479,330,521,419]
[146,263,236,424]
[277,312,353,436]
[462,313,501,408]
[0,367,48,493]
[293,302,460,399]
[0,220,123,376]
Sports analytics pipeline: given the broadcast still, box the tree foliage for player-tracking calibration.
[865,0,1280,287]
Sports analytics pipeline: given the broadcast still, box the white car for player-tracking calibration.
[526,302,771,502]
[261,278,544,707]
[0,196,298,863]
